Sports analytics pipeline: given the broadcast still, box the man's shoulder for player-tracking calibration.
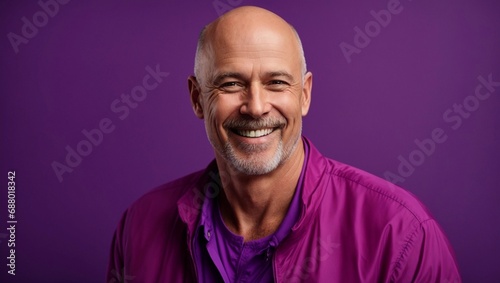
[288,138,460,283]
[303,138,431,224]
[323,157,432,223]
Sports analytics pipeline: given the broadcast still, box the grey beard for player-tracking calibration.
[219,129,301,175]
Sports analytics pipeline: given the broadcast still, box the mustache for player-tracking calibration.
[223,116,286,130]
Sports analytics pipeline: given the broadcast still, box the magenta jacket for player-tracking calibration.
[107,137,461,282]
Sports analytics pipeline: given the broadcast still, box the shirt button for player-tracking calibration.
[207,231,211,239]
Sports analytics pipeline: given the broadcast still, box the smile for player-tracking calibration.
[234,128,275,138]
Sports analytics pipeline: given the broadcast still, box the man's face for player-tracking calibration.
[191,26,312,175]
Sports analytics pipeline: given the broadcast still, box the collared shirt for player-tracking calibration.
[193,141,310,283]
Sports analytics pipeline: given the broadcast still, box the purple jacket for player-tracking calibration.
[107,137,461,282]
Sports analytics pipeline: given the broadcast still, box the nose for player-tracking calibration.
[240,83,271,118]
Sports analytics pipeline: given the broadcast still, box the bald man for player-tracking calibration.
[107,6,461,283]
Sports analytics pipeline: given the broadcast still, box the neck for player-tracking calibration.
[216,139,305,242]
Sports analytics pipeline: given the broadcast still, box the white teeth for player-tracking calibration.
[237,128,273,138]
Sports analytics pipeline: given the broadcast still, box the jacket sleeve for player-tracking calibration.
[106,210,128,283]
[391,218,461,283]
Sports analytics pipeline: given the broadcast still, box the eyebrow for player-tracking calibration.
[264,71,295,82]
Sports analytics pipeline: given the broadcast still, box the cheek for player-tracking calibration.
[204,94,241,129]
[205,103,218,125]
[271,92,303,119]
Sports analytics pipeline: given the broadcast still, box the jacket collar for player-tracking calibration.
[177,160,220,235]
[289,137,329,239]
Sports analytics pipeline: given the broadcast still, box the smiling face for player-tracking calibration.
[189,7,312,175]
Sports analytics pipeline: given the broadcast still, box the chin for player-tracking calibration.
[224,140,284,175]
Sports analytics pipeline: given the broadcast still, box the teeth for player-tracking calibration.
[237,128,273,138]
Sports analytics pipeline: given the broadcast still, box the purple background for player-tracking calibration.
[1,0,499,282]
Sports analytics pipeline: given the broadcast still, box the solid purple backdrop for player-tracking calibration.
[1,0,499,282]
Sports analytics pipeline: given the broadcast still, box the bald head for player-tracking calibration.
[194,6,307,86]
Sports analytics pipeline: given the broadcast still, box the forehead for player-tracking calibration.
[205,22,302,76]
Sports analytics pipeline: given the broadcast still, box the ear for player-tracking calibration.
[188,76,204,119]
[301,71,312,116]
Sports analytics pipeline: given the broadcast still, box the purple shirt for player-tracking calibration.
[193,142,309,282]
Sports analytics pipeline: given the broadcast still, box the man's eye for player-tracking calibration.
[219,82,244,92]
[221,82,238,87]
[267,80,289,91]
[270,80,286,85]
